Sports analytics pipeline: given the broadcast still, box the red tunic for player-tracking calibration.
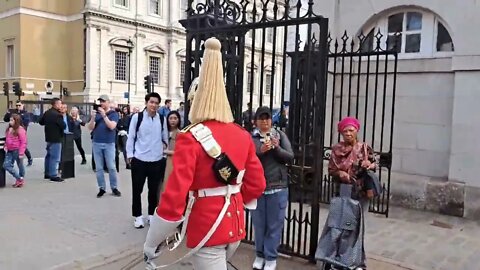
[156,120,266,248]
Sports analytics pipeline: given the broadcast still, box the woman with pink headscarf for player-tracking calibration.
[317,117,377,270]
[328,116,377,199]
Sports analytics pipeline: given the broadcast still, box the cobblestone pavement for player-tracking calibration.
[0,156,477,269]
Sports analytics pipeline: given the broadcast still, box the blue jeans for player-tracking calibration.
[44,142,62,178]
[3,150,25,180]
[92,142,118,190]
[251,189,288,261]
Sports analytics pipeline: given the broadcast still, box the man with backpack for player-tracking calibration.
[126,92,168,229]
[87,94,121,198]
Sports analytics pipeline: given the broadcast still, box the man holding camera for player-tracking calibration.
[88,95,121,198]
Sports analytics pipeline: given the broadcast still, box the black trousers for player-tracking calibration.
[25,148,32,161]
[74,138,86,160]
[131,157,166,217]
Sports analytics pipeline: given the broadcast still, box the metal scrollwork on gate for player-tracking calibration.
[178,0,401,263]
[191,0,242,21]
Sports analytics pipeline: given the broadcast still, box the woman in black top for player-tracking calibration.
[70,107,87,164]
[117,106,131,169]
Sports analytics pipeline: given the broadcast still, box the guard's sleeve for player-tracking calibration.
[156,132,198,222]
[241,138,266,205]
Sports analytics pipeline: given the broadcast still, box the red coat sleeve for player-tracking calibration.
[156,132,198,222]
[241,138,266,204]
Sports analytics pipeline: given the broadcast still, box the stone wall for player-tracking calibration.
[314,0,480,218]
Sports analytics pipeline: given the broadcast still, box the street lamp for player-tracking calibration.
[126,39,134,106]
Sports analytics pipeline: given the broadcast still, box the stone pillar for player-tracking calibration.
[169,0,178,26]
[168,39,177,98]
[134,33,146,105]
[85,24,99,101]
[448,56,480,218]
[99,27,110,98]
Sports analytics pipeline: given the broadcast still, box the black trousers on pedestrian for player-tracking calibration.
[25,148,32,161]
[131,157,166,217]
[74,138,86,160]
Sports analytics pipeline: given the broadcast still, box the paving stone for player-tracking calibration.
[1,156,480,270]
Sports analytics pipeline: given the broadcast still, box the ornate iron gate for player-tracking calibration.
[180,0,329,261]
[180,0,397,262]
[322,31,398,218]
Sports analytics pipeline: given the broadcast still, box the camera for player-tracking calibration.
[93,100,101,112]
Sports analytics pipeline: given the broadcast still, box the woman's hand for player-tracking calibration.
[361,160,371,168]
[338,171,350,183]
[260,141,272,153]
[271,137,280,148]
[361,160,376,170]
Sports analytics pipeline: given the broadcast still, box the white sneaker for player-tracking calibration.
[134,216,144,229]
[253,257,265,269]
[148,215,153,225]
[264,260,277,270]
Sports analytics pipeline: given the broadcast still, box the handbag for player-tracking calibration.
[359,144,382,198]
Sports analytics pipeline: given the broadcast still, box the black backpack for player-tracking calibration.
[133,110,166,154]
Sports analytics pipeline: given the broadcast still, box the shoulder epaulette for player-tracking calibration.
[180,123,199,133]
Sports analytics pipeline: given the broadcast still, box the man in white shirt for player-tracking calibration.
[126,92,168,228]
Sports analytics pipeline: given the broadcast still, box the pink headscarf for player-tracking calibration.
[337,117,360,132]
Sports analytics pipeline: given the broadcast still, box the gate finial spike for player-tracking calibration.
[188,37,234,124]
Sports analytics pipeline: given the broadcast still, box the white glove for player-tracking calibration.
[244,199,258,210]
[143,211,183,262]
[143,245,160,262]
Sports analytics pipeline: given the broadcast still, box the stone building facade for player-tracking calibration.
[84,0,284,110]
[84,0,189,108]
[0,1,84,112]
[315,0,480,218]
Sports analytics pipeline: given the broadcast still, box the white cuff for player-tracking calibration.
[144,211,184,250]
[244,199,257,210]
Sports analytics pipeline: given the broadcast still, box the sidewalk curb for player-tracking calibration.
[51,244,143,270]
[368,253,426,270]
[51,242,425,270]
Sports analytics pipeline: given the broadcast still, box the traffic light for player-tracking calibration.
[144,75,152,93]
[62,87,68,96]
[12,81,21,96]
[2,82,8,95]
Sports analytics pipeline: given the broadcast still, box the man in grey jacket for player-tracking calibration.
[250,106,294,270]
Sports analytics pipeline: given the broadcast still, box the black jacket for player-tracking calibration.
[4,109,30,129]
[39,108,66,143]
[117,115,131,132]
[252,128,294,191]
[69,116,84,139]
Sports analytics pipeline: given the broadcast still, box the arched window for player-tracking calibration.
[360,8,454,57]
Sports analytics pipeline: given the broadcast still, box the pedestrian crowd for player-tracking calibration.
[2,38,378,270]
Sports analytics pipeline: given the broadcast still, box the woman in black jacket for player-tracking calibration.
[117,106,131,169]
[70,107,86,164]
[250,106,294,270]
